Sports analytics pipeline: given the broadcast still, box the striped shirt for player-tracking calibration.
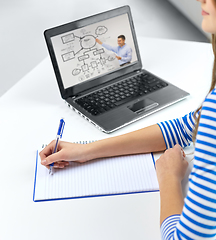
[157,88,216,239]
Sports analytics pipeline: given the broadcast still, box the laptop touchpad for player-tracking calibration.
[128,98,159,114]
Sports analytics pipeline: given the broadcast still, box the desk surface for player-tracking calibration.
[0,37,213,240]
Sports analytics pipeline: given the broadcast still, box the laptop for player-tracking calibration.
[44,5,189,133]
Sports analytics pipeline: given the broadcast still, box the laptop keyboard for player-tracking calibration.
[75,73,168,116]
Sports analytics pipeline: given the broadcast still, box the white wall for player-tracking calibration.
[168,0,211,39]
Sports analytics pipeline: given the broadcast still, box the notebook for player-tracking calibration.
[33,142,159,202]
[44,5,189,133]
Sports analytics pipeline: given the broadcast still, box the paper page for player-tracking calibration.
[33,148,159,201]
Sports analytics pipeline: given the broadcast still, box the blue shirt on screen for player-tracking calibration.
[102,43,132,65]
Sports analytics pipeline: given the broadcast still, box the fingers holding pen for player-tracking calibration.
[41,152,69,169]
[39,140,91,170]
[39,141,69,169]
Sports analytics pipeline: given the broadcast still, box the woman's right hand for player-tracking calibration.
[39,140,91,169]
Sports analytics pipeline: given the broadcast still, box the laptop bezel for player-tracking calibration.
[44,5,142,100]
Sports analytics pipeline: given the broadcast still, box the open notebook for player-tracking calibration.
[33,142,159,202]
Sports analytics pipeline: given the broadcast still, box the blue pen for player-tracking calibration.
[49,118,65,175]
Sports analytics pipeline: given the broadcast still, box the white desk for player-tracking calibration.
[0,37,213,240]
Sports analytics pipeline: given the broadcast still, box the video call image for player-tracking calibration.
[51,13,138,89]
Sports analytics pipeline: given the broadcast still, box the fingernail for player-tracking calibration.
[41,159,47,165]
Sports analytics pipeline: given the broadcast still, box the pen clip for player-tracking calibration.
[60,121,65,138]
[57,118,65,138]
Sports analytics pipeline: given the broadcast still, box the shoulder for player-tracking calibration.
[211,87,216,97]
[203,87,216,107]
[200,87,216,122]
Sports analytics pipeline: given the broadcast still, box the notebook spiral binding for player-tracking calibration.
[41,141,95,149]
[76,140,95,144]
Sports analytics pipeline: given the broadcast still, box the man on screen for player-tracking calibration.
[96,35,132,67]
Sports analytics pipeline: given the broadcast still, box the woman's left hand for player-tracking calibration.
[155,144,188,185]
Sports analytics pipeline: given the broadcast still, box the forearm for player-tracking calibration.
[102,43,117,53]
[85,124,166,161]
[159,177,184,225]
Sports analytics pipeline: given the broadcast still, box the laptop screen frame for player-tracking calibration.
[44,5,142,99]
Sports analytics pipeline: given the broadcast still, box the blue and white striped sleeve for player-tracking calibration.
[161,215,181,239]
[157,111,197,149]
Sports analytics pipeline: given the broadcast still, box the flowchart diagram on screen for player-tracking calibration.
[58,25,119,84]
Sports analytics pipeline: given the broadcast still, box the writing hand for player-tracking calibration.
[40,140,90,169]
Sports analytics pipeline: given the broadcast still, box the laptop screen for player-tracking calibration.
[50,13,138,90]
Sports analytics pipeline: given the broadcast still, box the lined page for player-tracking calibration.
[34,149,159,201]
